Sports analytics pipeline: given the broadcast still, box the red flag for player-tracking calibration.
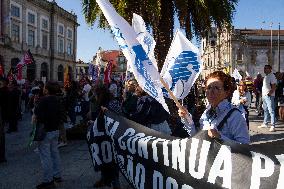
[22,50,35,65]
[17,49,35,69]
[14,50,35,81]
[7,68,15,82]
[104,61,112,84]
[17,66,23,80]
[0,65,4,77]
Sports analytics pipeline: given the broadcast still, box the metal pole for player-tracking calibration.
[278,23,281,72]
[0,0,3,36]
[270,22,273,65]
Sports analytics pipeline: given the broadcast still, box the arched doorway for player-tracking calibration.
[58,65,64,82]
[11,58,20,70]
[0,56,5,77]
[68,66,73,80]
[40,62,48,82]
[27,63,36,82]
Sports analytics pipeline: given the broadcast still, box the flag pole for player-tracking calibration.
[122,68,129,101]
[159,77,183,110]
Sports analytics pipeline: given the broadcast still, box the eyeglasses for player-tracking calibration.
[205,85,223,92]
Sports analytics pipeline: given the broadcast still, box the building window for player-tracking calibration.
[11,58,20,70]
[28,12,35,24]
[28,29,35,46]
[67,29,72,39]
[11,5,20,18]
[42,33,48,49]
[68,66,73,80]
[237,48,243,62]
[58,37,64,53]
[42,19,48,30]
[58,25,64,35]
[40,62,48,81]
[58,65,64,81]
[11,23,20,42]
[27,63,36,82]
[67,40,72,55]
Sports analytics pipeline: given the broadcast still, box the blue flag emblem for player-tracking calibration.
[132,45,158,97]
[163,51,200,98]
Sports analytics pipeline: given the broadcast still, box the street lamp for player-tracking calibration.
[278,23,281,72]
[270,22,273,65]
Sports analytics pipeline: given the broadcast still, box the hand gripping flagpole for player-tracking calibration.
[159,77,183,110]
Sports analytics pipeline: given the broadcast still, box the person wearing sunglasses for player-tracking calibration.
[178,71,250,144]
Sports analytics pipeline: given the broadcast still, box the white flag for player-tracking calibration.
[96,0,169,112]
[232,68,242,81]
[161,29,202,100]
[245,71,251,77]
[132,13,158,70]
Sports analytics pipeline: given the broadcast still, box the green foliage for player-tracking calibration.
[81,0,238,67]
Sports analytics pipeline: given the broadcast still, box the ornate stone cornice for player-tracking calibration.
[27,0,79,25]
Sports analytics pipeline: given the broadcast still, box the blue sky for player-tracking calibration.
[55,0,284,63]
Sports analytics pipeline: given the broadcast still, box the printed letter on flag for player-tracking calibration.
[96,0,168,112]
[161,30,202,100]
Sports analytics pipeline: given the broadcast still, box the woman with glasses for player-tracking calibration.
[231,80,251,128]
[178,71,250,144]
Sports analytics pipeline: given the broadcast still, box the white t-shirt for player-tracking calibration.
[82,83,92,101]
[262,72,277,96]
[232,90,251,107]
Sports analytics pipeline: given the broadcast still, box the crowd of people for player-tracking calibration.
[0,63,284,189]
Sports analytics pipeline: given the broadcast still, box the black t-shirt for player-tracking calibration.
[34,95,63,132]
[130,96,169,125]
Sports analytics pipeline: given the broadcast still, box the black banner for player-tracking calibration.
[87,111,284,189]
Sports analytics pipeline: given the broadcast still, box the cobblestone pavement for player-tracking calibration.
[0,107,283,189]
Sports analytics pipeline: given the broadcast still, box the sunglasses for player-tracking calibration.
[205,85,223,92]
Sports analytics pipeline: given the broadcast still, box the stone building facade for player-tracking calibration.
[201,27,284,78]
[0,0,78,82]
[91,48,127,80]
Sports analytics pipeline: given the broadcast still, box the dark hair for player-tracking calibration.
[70,80,79,90]
[0,77,8,84]
[127,79,137,84]
[45,81,61,95]
[10,79,18,86]
[265,65,272,69]
[95,85,113,106]
[205,71,234,94]
[38,81,44,88]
